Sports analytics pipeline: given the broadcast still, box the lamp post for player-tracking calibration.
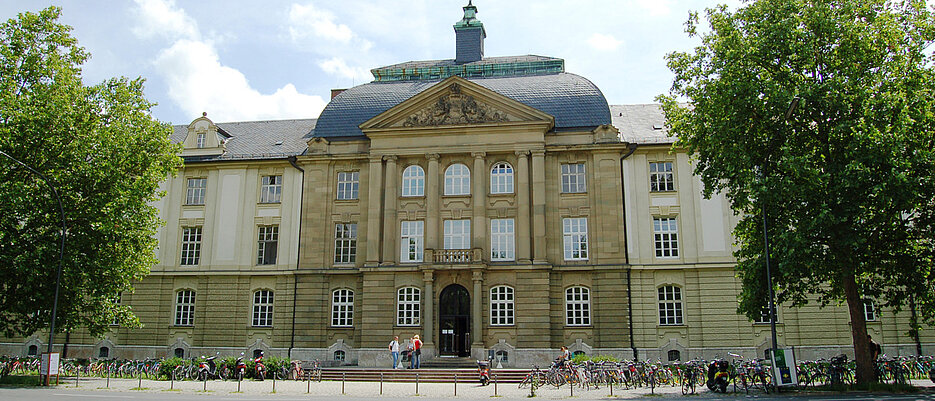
[0,150,65,383]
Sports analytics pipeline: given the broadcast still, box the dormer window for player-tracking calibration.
[196,133,206,148]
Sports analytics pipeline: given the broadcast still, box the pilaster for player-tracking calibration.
[472,152,487,259]
[531,150,547,263]
[515,150,531,263]
[382,155,398,264]
[423,270,435,346]
[426,153,440,251]
[472,270,484,348]
[365,157,383,266]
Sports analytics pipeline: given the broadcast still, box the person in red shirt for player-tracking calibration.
[411,334,423,369]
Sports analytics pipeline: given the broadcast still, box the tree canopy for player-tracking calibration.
[658,0,935,384]
[0,7,181,338]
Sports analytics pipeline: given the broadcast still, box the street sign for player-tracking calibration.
[771,348,797,386]
[40,352,59,375]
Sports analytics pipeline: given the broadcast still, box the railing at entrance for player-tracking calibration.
[428,248,482,264]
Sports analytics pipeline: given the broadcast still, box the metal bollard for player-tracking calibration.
[380,372,383,395]
[272,374,276,393]
[342,372,346,394]
[495,374,498,396]
[202,375,206,392]
[75,367,79,388]
[140,372,143,389]
[610,379,614,396]
[416,373,420,395]
[237,375,241,392]
[454,374,458,396]
[307,375,311,393]
[570,379,574,397]
[106,363,110,388]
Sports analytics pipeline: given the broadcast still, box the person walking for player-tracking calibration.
[389,336,400,369]
[412,334,423,369]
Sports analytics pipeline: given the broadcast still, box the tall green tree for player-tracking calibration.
[658,0,935,384]
[0,7,180,338]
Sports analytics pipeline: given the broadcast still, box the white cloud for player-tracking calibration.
[132,0,199,40]
[319,57,372,82]
[288,3,355,43]
[155,40,327,122]
[587,33,624,51]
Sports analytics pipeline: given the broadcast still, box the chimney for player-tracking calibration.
[454,1,485,64]
[331,89,347,99]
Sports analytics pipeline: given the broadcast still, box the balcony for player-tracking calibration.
[426,248,483,264]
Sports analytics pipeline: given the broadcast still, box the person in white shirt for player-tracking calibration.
[389,336,400,368]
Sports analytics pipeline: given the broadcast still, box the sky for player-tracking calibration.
[0,0,740,125]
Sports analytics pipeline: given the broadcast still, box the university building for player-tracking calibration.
[5,2,932,366]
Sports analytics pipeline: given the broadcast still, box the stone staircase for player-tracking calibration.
[317,367,527,383]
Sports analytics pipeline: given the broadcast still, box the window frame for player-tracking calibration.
[396,287,422,327]
[658,285,684,326]
[444,163,471,196]
[174,290,195,326]
[252,290,274,327]
[562,218,589,261]
[196,133,206,149]
[401,165,425,197]
[336,171,360,200]
[334,223,358,264]
[256,225,279,265]
[490,162,514,194]
[400,220,424,263]
[259,175,282,204]
[331,289,354,327]
[490,218,515,261]
[180,227,202,266]
[864,300,877,322]
[649,161,675,192]
[490,286,515,326]
[565,286,591,326]
[653,217,680,258]
[560,163,587,193]
[443,219,471,250]
[185,178,206,205]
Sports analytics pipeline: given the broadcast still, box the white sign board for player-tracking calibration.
[771,348,797,386]
[40,352,59,376]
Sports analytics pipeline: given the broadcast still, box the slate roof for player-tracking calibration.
[610,104,675,145]
[314,72,611,139]
[171,118,317,162]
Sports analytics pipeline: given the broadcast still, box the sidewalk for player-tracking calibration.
[50,375,693,399]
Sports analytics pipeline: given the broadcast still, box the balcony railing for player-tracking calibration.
[427,248,482,264]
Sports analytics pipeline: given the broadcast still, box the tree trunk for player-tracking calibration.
[843,275,875,385]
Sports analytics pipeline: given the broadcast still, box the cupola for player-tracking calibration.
[454,0,485,64]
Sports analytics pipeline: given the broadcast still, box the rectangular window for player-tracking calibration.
[400,221,424,263]
[650,162,675,192]
[252,290,273,327]
[180,227,202,266]
[111,293,121,326]
[658,286,684,325]
[562,218,588,260]
[443,219,471,250]
[397,287,421,326]
[653,217,679,258]
[565,287,591,326]
[334,223,357,264]
[864,301,877,322]
[561,163,586,193]
[490,219,515,261]
[196,133,205,148]
[490,286,515,326]
[260,175,282,203]
[175,290,195,326]
[331,289,354,327]
[336,171,359,200]
[186,178,206,205]
[257,225,279,265]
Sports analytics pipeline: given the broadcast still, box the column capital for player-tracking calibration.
[472,151,486,159]
[472,270,484,282]
[514,150,530,158]
[423,270,434,282]
[426,153,440,161]
[369,156,384,164]
[530,149,546,157]
[383,155,398,162]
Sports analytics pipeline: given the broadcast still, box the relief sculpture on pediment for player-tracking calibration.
[403,83,510,127]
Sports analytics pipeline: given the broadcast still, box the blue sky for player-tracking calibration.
[1,0,738,125]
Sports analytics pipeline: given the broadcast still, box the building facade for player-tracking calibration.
[4,2,932,366]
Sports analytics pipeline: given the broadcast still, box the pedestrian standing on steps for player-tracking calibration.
[412,334,423,369]
[389,335,400,369]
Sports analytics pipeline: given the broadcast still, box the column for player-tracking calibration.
[382,155,398,265]
[515,151,531,263]
[472,270,484,349]
[423,270,435,346]
[365,156,383,266]
[531,150,547,263]
[472,152,487,258]
[426,154,440,253]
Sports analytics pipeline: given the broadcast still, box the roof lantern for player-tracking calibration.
[454,0,485,64]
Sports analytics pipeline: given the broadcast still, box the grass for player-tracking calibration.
[0,375,42,387]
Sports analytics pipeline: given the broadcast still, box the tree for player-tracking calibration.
[0,7,181,338]
[658,0,935,385]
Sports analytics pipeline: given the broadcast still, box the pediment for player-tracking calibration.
[361,76,554,132]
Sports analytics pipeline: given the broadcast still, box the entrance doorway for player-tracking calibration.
[439,284,470,357]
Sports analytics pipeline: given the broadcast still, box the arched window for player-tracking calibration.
[490,286,515,326]
[334,350,346,361]
[572,350,586,358]
[27,345,38,356]
[99,346,110,358]
[401,165,425,197]
[253,349,264,359]
[444,163,471,195]
[668,350,681,362]
[658,286,683,325]
[490,162,514,194]
[174,348,185,358]
[252,290,273,327]
[332,289,354,327]
[397,287,422,326]
[565,286,591,326]
[495,350,509,363]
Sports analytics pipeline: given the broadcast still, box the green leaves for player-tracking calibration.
[0,7,181,338]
